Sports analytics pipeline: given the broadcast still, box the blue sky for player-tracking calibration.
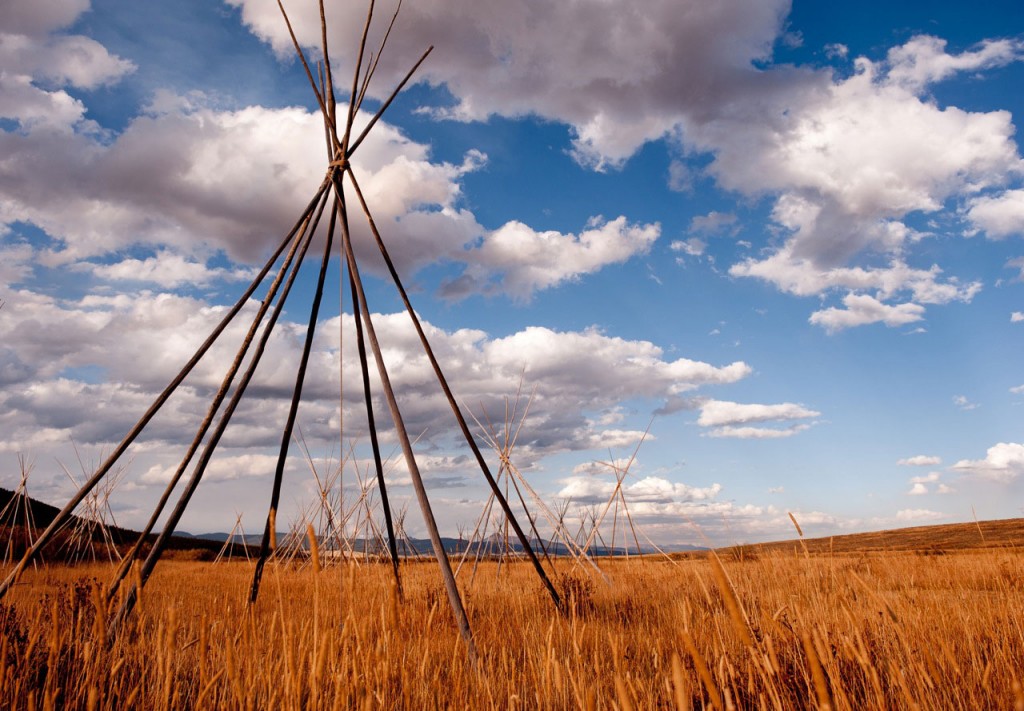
[1,0,1023,545]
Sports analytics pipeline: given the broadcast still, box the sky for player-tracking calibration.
[1,0,1023,546]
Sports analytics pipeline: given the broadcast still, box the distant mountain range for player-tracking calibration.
[1,486,705,560]
[13,486,1016,561]
[178,529,707,557]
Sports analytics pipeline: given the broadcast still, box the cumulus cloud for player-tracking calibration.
[556,475,721,507]
[898,455,941,466]
[4,3,664,299]
[228,0,791,168]
[715,39,1019,326]
[141,453,282,485]
[953,395,979,411]
[967,189,1024,238]
[906,471,941,495]
[809,294,925,333]
[0,291,751,460]
[0,32,135,90]
[670,237,706,260]
[952,442,1024,481]
[688,211,739,236]
[571,459,633,477]
[1012,312,1024,323]
[440,216,659,300]
[704,424,812,439]
[0,2,134,134]
[2,0,90,36]
[225,2,1021,324]
[884,36,1024,91]
[734,255,980,305]
[1,92,655,298]
[88,252,256,289]
[895,508,945,522]
[697,400,819,427]
[695,399,819,438]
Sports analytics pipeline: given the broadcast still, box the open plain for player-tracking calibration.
[2,521,1023,709]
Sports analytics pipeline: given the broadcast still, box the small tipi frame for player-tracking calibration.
[0,455,38,567]
[213,512,251,564]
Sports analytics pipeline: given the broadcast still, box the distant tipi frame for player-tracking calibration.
[0,0,561,658]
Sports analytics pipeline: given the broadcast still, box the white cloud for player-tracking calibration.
[809,294,925,333]
[225,2,1023,323]
[906,471,942,495]
[825,44,848,60]
[670,237,706,258]
[88,252,255,288]
[0,32,135,90]
[697,400,819,427]
[898,455,941,466]
[1,0,90,36]
[571,459,633,477]
[0,292,751,459]
[1011,385,1024,395]
[0,3,134,136]
[953,395,980,411]
[1,92,655,298]
[733,254,980,305]
[0,242,35,285]
[556,475,722,506]
[952,442,1024,482]
[967,189,1024,239]
[884,36,1024,91]
[228,0,791,168]
[141,453,282,485]
[0,72,91,131]
[1012,312,1024,323]
[704,424,811,439]
[895,508,945,522]
[712,38,1020,326]
[442,216,659,300]
[695,399,819,439]
[688,211,738,236]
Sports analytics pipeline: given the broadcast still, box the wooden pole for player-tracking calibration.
[0,181,329,602]
[109,182,329,635]
[333,176,477,658]
[346,168,562,611]
[347,253,403,594]
[249,188,338,603]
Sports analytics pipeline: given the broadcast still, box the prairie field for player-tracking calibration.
[2,543,1023,710]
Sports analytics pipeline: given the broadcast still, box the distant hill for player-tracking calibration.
[0,487,235,561]
[714,517,1024,558]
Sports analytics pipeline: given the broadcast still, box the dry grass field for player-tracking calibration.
[2,532,1024,710]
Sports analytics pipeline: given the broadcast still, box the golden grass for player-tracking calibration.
[2,548,1023,709]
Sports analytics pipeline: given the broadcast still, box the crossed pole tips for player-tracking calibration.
[0,0,560,657]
